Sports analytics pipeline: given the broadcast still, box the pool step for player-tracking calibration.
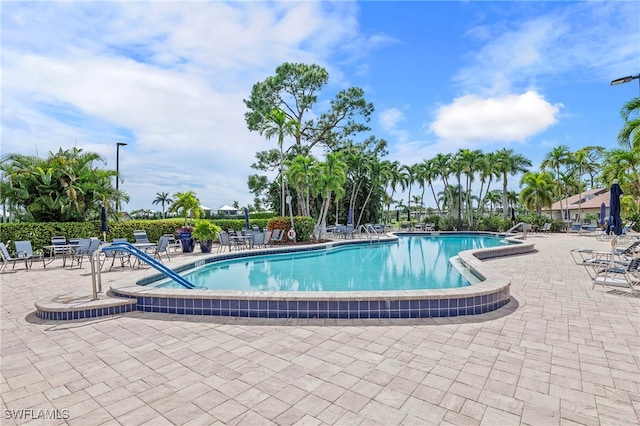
[449,256,482,285]
[35,292,137,321]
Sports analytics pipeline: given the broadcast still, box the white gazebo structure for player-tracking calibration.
[216,205,239,215]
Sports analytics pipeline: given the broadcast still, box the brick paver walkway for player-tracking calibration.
[1,234,639,425]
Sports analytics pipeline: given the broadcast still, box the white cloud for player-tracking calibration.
[428,91,562,143]
[455,2,640,92]
[0,1,370,211]
[379,107,405,132]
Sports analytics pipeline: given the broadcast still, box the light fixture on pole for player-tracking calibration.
[285,190,295,243]
[610,73,640,92]
[115,142,127,212]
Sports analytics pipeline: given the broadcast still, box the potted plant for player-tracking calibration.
[175,225,195,253]
[192,220,221,253]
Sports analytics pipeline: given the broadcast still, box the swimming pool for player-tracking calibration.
[106,233,532,319]
[154,235,507,291]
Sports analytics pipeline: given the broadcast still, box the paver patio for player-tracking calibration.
[1,233,639,425]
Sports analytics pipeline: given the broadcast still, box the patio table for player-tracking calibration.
[42,244,79,267]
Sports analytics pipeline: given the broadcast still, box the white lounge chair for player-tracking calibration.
[592,257,640,289]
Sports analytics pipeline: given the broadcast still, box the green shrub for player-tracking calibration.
[266,216,315,242]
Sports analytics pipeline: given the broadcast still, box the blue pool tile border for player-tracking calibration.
[36,303,136,321]
[107,287,511,319]
[39,235,528,320]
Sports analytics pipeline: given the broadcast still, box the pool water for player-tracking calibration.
[156,235,508,292]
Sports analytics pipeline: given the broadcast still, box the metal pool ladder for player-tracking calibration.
[89,241,195,300]
[358,224,380,242]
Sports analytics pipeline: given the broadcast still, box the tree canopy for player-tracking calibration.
[0,147,127,222]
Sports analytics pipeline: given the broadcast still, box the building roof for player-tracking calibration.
[544,187,609,212]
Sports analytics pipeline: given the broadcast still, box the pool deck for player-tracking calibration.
[1,233,639,425]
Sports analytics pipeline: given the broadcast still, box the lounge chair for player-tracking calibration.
[568,223,582,233]
[0,242,32,271]
[539,223,552,233]
[592,257,640,289]
[572,240,640,265]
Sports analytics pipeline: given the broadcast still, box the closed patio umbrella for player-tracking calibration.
[607,181,623,236]
[347,207,353,226]
[243,207,250,230]
[101,206,108,241]
[599,202,606,228]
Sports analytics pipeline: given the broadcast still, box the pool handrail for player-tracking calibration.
[90,242,195,299]
[358,224,380,242]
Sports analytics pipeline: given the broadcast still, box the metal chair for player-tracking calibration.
[102,238,131,270]
[0,242,31,271]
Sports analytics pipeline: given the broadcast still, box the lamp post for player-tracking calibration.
[610,73,640,93]
[115,142,127,212]
[285,190,295,243]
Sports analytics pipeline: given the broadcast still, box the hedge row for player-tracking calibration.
[0,216,316,252]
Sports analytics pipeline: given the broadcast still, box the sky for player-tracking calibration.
[2,1,639,212]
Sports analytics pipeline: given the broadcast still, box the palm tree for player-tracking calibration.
[400,164,415,221]
[286,154,315,217]
[313,152,347,239]
[486,190,502,216]
[384,161,405,222]
[520,172,555,214]
[476,151,499,220]
[169,190,203,225]
[601,147,640,204]
[618,96,640,150]
[0,148,122,222]
[458,149,483,225]
[541,145,570,221]
[355,158,385,228]
[152,192,173,218]
[263,107,297,216]
[495,148,532,219]
[420,158,443,215]
[431,153,453,218]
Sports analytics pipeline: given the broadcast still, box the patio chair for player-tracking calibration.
[270,229,284,244]
[151,235,171,262]
[102,238,131,271]
[539,223,552,233]
[133,230,151,244]
[592,257,640,289]
[218,231,234,253]
[252,231,266,249]
[0,242,31,271]
[164,234,181,253]
[263,230,273,247]
[67,238,90,268]
[70,238,100,269]
[49,236,73,266]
